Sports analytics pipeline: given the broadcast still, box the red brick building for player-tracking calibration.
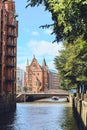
[0,0,18,112]
[25,56,49,93]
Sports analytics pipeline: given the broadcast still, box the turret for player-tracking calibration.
[42,58,47,67]
[26,58,29,67]
[42,58,48,71]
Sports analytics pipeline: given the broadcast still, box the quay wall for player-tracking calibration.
[72,94,87,130]
[0,94,16,114]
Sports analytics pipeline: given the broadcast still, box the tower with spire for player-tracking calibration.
[42,58,46,66]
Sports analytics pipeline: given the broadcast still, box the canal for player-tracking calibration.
[0,100,79,130]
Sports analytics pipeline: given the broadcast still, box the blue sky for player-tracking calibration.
[15,0,63,71]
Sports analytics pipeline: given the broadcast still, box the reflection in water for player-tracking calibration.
[0,110,16,130]
[0,102,79,130]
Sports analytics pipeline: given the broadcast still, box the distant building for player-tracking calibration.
[16,67,24,92]
[25,56,49,93]
[49,70,60,89]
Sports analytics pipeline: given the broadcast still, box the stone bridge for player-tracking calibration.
[16,89,69,102]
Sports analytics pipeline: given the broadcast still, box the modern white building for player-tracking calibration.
[16,67,24,92]
[49,70,60,89]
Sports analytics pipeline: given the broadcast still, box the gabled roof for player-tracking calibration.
[29,55,42,71]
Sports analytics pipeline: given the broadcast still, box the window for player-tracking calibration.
[29,73,32,80]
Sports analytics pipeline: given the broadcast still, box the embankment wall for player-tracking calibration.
[72,94,87,130]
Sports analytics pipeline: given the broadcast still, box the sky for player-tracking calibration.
[15,0,63,71]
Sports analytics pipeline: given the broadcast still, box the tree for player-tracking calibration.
[54,36,87,90]
[23,86,28,93]
[26,0,87,43]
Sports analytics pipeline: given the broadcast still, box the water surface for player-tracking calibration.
[0,102,79,130]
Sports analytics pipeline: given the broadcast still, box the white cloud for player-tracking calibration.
[28,40,63,57]
[31,31,39,36]
[44,29,52,35]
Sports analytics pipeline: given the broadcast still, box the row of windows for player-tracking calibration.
[28,73,40,76]
[33,73,39,76]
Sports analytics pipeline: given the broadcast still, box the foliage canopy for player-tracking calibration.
[27,0,87,43]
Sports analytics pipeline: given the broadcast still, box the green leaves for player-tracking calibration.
[26,0,87,42]
[54,37,87,89]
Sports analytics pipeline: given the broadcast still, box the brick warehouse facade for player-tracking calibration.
[0,0,18,113]
[25,56,49,93]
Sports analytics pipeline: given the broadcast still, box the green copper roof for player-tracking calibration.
[26,58,29,66]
